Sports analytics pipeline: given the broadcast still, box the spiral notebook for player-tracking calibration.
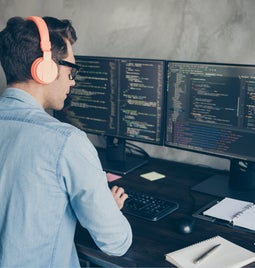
[202,197,255,231]
[165,235,255,268]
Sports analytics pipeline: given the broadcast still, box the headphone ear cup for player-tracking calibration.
[31,57,58,84]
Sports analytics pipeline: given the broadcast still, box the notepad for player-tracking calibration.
[203,197,255,231]
[165,235,255,268]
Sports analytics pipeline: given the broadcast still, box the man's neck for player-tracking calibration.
[8,81,46,108]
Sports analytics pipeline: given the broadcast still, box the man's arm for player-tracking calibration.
[58,129,132,256]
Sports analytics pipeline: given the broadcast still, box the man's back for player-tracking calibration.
[0,88,81,267]
[0,88,132,267]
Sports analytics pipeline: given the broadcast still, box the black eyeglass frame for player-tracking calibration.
[58,60,80,80]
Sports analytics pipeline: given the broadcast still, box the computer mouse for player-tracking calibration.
[175,216,196,234]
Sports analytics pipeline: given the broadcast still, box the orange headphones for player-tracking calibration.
[26,16,58,84]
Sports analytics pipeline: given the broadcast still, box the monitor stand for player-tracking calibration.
[192,159,255,202]
[97,137,148,175]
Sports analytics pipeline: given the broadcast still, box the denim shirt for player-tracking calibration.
[0,88,132,267]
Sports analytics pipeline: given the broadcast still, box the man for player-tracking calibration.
[0,16,132,267]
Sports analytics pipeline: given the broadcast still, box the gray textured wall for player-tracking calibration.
[1,0,254,170]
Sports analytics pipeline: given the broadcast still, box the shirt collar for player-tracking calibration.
[1,88,44,111]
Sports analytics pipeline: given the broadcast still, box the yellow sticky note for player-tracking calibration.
[140,171,166,181]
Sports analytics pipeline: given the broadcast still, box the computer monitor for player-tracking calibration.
[165,60,255,202]
[54,56,165,174]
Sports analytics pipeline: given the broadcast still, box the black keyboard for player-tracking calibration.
[122,189,179,221]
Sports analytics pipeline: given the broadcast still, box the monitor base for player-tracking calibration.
[192,174,255,202]
[96,136,149,175]
[98,149,148,175]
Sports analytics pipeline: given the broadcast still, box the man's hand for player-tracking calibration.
[111,186,128,209]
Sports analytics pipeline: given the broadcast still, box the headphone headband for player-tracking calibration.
[26,16,51,52]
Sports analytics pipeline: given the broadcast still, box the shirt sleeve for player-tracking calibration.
[58,128,132,256]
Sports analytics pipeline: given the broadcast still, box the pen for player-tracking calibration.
[193,244,221,264]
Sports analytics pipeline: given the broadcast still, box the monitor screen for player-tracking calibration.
[54,56,165,174]
[165,61,255,201]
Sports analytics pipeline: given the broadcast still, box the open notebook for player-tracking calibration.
[203,197,255,231]
[165,236,255,268]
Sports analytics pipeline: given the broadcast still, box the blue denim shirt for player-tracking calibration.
[0,88,132,267]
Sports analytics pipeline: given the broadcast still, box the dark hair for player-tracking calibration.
[0,16,77,84]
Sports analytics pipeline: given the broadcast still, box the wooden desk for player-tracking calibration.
[74,158,255,267]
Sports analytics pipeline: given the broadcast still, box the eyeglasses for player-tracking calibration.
[58,60,80,80]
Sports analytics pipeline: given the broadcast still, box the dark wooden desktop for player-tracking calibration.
[74,157,255,267]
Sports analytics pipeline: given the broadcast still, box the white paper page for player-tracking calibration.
[233,205,255,231]
[203,197,253,222]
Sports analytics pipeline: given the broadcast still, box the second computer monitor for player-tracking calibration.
[165,60,255,201]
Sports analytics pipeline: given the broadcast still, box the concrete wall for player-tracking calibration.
[1,0,254,170]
